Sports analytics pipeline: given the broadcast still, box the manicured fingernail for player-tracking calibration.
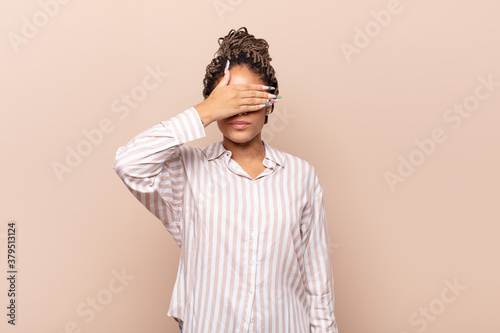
[265,98,280,106]
[263,86,276,90]
[275,95,281,99]
[225,60,230,72]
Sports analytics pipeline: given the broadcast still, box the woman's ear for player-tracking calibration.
[264,107,271,124]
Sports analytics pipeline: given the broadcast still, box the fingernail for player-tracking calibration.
[265,99,279,106]
[275,95,281,99]
[225,60,230,72]
[263,86,276,90]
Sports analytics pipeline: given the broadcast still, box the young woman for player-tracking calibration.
[113,27,338,333]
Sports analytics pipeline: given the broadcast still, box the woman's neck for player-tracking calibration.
[222,134,266,163]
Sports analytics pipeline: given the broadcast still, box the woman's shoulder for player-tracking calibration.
[265,141,318,176]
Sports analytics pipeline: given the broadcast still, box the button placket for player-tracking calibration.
[244,180,260,330]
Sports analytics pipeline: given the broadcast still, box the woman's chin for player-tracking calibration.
[224,131,259,145]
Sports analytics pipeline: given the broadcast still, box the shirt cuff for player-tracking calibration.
[162,107,206,145]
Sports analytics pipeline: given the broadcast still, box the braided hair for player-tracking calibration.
[202,27,279,124]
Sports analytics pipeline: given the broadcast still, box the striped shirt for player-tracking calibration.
[113,107,338,332]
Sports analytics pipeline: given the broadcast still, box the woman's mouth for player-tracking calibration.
[229,121,250,129]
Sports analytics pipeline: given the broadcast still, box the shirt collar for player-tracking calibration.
[203,140,285,167]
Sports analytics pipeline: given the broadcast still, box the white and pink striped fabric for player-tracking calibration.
[113,107,338,332]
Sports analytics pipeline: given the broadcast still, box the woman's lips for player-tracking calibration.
[229,121,250,129]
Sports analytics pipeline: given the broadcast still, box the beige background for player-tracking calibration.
[1,0,499,332]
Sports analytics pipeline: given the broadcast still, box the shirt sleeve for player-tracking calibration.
[301,169,339,332]
[113,107,206,245]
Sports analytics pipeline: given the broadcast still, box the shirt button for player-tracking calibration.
[249,289,254,294]
[251,231,256,238]
[250,260,255,265]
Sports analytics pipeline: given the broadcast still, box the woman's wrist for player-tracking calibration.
[193,102,214,128]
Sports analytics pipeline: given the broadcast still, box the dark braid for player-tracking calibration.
[202,27,279,124]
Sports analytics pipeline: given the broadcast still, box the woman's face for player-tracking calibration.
[217,65,270,145]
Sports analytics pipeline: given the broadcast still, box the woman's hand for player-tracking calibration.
[194,64,278,127]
